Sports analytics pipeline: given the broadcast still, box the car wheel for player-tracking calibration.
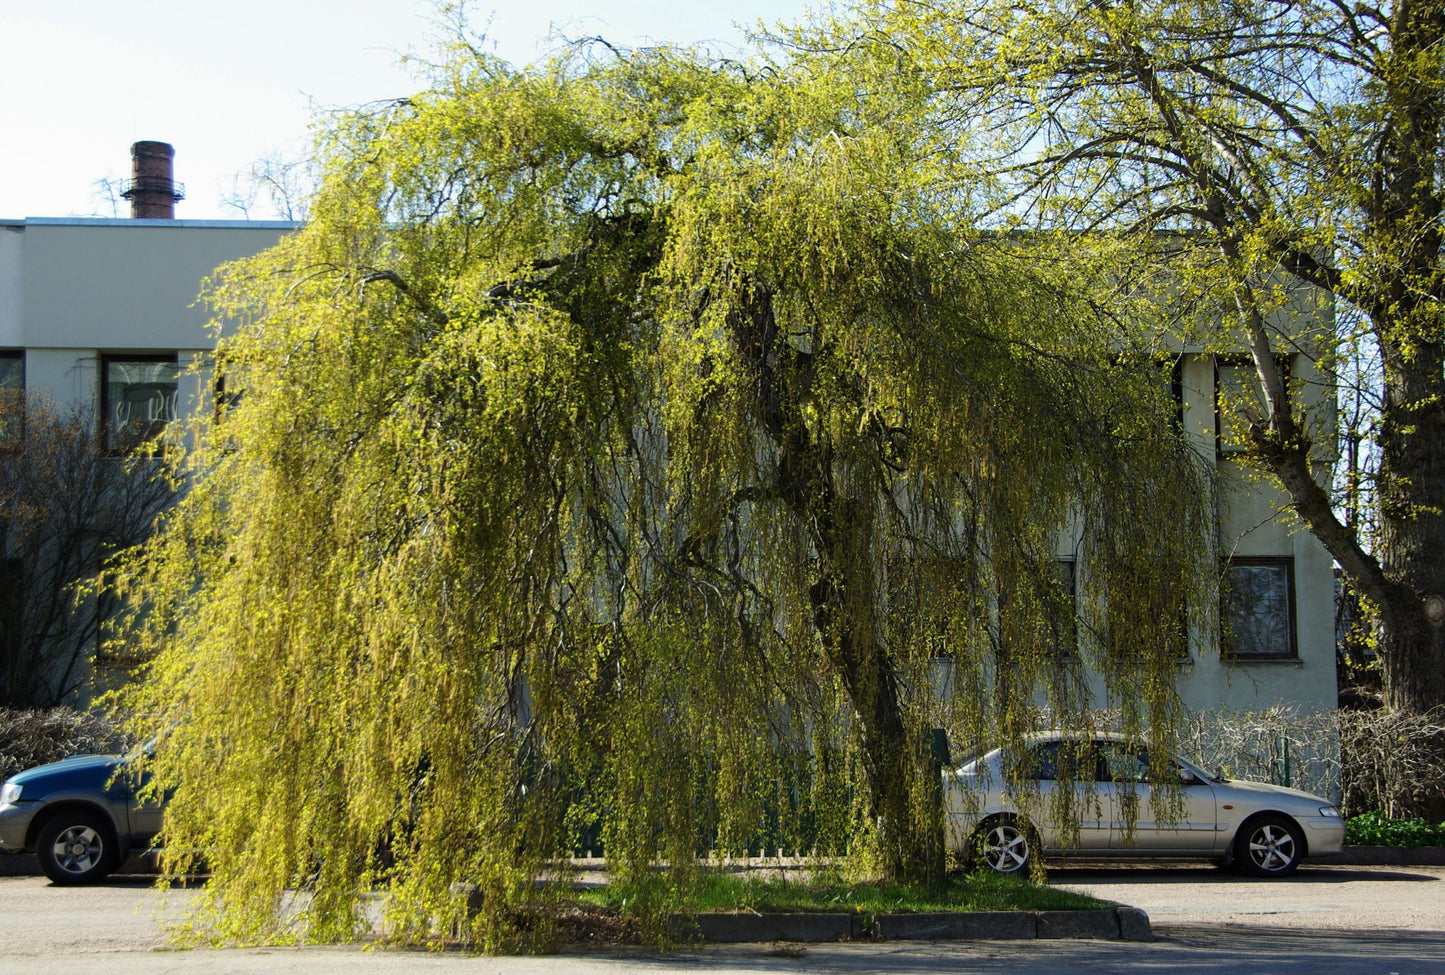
[36,811,119,885]
[972,816,1035,875]
[1234,814,1304,878]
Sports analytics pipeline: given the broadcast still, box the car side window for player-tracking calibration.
[1027,740,1100,782]
[1100,743,1150,784]
[1098,743,1191,785]
[1028,742,1061,780]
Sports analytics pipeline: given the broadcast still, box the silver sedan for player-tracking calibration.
[946,733,1345,878]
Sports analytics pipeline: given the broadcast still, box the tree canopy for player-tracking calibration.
[115,19,1211,946]
[858,0,1445,718]
[0,394,172,707]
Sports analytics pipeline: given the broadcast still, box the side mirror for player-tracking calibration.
[1179,768,1203,785]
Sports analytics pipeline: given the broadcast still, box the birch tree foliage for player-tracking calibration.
[114,26,1211,947]
[853,0,1445,721]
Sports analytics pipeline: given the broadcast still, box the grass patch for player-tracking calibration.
[583,869,1106,915]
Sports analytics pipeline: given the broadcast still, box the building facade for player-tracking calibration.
[0,214,1339,718]
[0,215,298,703]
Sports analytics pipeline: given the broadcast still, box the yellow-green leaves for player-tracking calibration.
[116,13,1214,945]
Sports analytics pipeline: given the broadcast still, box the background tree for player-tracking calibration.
[116,24,1211,945]
[862,0,1445,721]
[0,394,173,706]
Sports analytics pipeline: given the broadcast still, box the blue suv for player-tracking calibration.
[0,750,163,884]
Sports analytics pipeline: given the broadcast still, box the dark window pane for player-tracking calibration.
[0,354,21,448]
[1026,739,1098,782]
[1223,560,1295,658]
[103,357,178,452]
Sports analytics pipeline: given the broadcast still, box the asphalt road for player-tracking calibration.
[1052,861,1445,932]
[0,864,1441,974]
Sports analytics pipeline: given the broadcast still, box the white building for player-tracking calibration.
[0,206,298,704]
[0,149,1338,720]
[1,216,297,447]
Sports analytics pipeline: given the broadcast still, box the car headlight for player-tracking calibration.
[0,782,20,806]
[1318,805,1341,818]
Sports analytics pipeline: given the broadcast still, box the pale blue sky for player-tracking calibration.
[0,0,820,220]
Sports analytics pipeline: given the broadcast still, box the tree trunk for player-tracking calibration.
[806,494,946,886]
[729,282,944,885]
[1375,341,1445,715]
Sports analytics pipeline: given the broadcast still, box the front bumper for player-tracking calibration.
[1303,816,1346,856]
[0,801,37,852]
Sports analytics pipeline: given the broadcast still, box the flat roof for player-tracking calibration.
[0,217,302,230]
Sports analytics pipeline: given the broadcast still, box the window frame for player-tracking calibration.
[1221,556,1298,661]
[1215,353,1293,458]
[1047,557,1079,658]
[99,353,180,455]
[0,352,22,451]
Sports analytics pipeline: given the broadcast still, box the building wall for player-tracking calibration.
[1043,282,1339,720]
[3,218,296,408]
[1174,350,1339,715]
[2,217,1340,719]
[0,217,298,705]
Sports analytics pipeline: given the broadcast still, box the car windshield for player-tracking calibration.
[953,747,989,771]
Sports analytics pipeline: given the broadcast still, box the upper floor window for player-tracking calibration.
[1161,355,1185,431]
[101,355,178,454]
[1222,557,1297,660]
[0,353,22,450]
[1216,354,1292,456]
[1046,558,1078,657]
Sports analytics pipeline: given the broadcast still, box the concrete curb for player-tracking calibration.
[669,907,1153,943]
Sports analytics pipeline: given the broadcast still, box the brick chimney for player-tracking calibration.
[120,141,185,218]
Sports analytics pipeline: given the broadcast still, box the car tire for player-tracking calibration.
[971,815,1036,875]
[1234,814,1304,878]
[36,810,119,885]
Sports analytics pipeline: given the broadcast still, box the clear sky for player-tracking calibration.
[0,0,818,221]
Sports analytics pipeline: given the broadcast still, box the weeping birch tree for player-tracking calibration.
[115,23,1211,946]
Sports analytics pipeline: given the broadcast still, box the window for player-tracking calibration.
[887,556,972,659]
[0,559,20,686]
[1222,558,1296,659]
[1161,355,1185,431]
[1047,558,1078,657]
[1025,739,1101,782]
[0,352,21,449]
[213,372,241,421]
[101,355,178,453]
[995,555,1078,659]
[1216,354,1292,456]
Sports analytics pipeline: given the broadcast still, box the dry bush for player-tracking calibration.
[0,393,174,706]
[1337,707,1445,820]
[1179,705,1342,803]
[0,707,128,781]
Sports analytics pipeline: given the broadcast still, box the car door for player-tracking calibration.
[1021,739,1110,854]
[1099,742,1219,855]
[116,761,165,847]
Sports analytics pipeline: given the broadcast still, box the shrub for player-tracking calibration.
[1338,708,1445,820]
[1346,811,1445,848]
[0,707,128,781]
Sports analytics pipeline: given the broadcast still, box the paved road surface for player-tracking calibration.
[1053,861,1445,932]
[1,864,1442,974]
